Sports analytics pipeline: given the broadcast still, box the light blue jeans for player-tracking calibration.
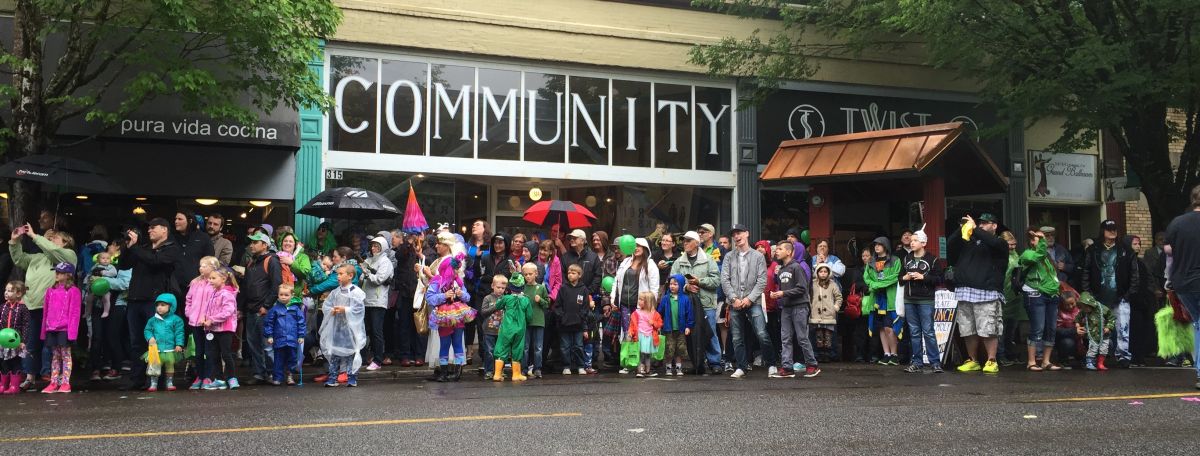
[731,304,776,370]
[904,302,940,367]
[1110,299,1131,361]
[704,308,721,368]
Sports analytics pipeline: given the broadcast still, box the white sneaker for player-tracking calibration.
[665,366,675,376]
[730,368,746,379]
[676,365,685,376]
[577,368,587,375]
[619,368,630,374]
[562,368,572,375]
[366,362,381,371]
[768,366,779,377]
[753,356,763,367]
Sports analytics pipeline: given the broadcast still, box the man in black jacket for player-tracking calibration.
[119,217,181,390]
[172,211,215,308]
[948,213,1008,373]
[242,232,283,384]
[1080,219,1139,368]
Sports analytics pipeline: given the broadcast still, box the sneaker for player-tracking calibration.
[931,365,944,374]
[957,360,982,372]
[648,371,658,377]
[227,378,241,390]
[803,366,821,378]
[730,369,746,379]
[767,366,779,377]
[365,362,381,371]
[753,356,763,367]
[724,362,734,372]
[773,367,796,378]
[792,362,806,372]
[56,383,72,393]
[887,355,899,366]
[534,370,543,379]
[577,368,588,375]
[675,366,684,377]
[165,379,176,391]
[562,368,573,375]
[347,375,358,387]
[90,371,102,381]
[585,368,598,375]
[982,360,1000,374]
[635,371,645,378]
[325,380,340,387]
[877,356,890,366]
[204,380,226,390]
[147,384,158,392]
[270,379,282,386]
[904,364,923,373]
[1165,359,1180,367]
[190,378,203,390]
[103,370,121,381]
[619,368,630,374]
[286,375,295,386]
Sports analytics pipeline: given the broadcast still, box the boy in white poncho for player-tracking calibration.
[320,263,367,387]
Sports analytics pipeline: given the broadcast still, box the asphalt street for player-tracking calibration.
[2,364,1198,454]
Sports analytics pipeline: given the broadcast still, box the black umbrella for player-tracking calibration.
[299,187,402,220]
[0,154,126,193]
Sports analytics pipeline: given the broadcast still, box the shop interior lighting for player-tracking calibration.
[132,206,146,215]
[195,198,219,206]
[529,187,543,201]
[249,200,272,207]
[135,197,147,201]
[0,193,7,199]
[239,212,247,219]
[75,195,88,200]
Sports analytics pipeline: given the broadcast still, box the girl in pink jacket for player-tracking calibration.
[199,268,239,390]
[41,263,81,394]
[184,256,220,390]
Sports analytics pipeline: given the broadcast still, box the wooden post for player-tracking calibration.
[922,176,946,257]
[809,184,833,244]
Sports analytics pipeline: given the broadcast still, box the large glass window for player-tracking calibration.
[329,55,378,153]
[429,64,475,158]
[694,87,732,171]
[611,80,651,168]
[524,72,567,163]
[477,68,522,161]
[379,59,427,156]
[654,83,692,170]
[567,76,609,165]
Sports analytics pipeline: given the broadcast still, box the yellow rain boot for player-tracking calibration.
[511,362,528,381]
[493,360,505,382]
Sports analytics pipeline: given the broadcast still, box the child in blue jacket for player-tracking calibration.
[264,284,307,385]
[657,274,694,376]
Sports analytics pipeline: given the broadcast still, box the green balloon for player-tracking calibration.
[618,234,637,256]
[800,229,811,245]
[91,278,111,296]
[0,327,19,349]
[601,276,615,294]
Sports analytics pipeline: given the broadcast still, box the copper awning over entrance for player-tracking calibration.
[759,122,1008,197]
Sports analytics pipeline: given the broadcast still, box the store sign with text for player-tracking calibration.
[326,52,734,171]
[756,88,1000,165]
[1027,150,1098,202]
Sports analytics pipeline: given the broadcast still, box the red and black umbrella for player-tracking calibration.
[523,200,597,230]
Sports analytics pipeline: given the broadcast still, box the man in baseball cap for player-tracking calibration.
[696,224,719,263]
[568,229,587,240]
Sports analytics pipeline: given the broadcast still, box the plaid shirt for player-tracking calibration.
[955,286,1004,304]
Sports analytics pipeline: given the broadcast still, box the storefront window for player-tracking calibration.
[477,68,522,161]
[379,59,428,156]
[695,87,732,171]
[568,76,609,165]
[524,72,567,163]
[611,80,652,168]
[429,64,476,158]
[329,55,378,153]
[654,83,692,170]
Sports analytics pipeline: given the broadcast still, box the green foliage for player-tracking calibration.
[691,0,1200,229]
[0,0,342,153]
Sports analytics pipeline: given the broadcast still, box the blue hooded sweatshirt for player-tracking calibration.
[657,274,695,333]
[144,293,185,352]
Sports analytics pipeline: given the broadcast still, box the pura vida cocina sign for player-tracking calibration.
[325,52,734,171]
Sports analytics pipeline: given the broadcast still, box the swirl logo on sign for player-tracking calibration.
[788,104,825,140]
[950,115,980,140]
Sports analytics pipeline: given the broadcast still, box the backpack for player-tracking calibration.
[264,256,295,287]
[844,283,863,319]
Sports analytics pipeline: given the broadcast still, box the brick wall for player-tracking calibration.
[1122,109,1187,245]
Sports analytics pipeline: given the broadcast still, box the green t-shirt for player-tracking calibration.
[670,295,680,329]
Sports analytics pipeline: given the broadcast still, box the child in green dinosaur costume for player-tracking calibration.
[1075,292,1113,371]
[492,272,533,382]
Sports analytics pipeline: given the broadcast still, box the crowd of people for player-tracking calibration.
[1,186,1200,394]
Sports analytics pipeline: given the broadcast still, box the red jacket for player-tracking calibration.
[756,241,779,312]
[628,309,662,346]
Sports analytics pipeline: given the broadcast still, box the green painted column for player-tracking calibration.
[294,40,326,244]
